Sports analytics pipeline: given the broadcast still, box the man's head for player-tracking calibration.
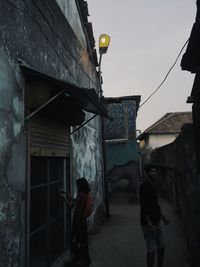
[144,164,158,184]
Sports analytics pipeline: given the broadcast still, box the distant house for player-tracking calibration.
[103,95,141,203]
[138,112,193,151]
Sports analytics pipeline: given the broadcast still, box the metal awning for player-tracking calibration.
[19,60,109,120]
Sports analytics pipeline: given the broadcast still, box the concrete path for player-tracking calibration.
[89,198,189,267]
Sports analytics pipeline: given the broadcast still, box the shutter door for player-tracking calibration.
[30,116,70,157]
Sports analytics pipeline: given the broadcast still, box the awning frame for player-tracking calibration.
[19,59,110,120]
[70,114,98,135]
[26,89,65,120]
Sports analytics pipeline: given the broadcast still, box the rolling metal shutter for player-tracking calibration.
[30,116,70,157]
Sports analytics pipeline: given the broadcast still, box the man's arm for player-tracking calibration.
[139,184,153,226]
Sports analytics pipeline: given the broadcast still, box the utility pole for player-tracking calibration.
[98,34,110,218]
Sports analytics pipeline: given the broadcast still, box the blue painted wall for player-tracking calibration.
[105,139,139,171]
[104,98,139,171]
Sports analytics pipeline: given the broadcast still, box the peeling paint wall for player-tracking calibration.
[104,99,139,170]
[103,99,140,203]
[55,0,87,48]
[0,49,26,267]
[71,117,104,218]
[0,0,97,87]
[0,0,102,265]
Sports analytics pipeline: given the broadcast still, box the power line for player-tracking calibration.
[139,39,189,110]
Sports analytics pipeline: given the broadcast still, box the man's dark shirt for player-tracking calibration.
[139,180,161,226]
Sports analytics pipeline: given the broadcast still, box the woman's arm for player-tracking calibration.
[161,212,170,225]
[59,191,75,208]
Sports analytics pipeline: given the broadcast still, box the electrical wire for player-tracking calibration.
[4,0,190,105]
[139,39,189,110]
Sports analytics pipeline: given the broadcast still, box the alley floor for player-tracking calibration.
[88,198,190,267]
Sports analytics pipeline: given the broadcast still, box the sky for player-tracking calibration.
[87,0,196,131]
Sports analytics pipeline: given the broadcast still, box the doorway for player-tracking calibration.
[29,156,70,267]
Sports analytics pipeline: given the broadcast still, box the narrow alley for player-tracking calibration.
[89,198,189,267]
[1,1,200,267]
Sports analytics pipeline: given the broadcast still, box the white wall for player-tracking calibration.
[148,133,178,150]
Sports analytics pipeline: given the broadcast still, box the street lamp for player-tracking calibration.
[98,34,110,97]
[98,34,110,219]
[99,34,111,55]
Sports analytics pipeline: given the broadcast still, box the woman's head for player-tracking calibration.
[77,177,90,193]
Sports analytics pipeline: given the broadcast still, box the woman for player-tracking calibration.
[60,178,92,266]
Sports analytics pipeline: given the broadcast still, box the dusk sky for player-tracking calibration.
[87,0,196,131]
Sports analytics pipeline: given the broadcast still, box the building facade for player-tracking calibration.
[103,96,141,203]
[180,1,200,265]
[0,1,107,266]
[138,112,193,151]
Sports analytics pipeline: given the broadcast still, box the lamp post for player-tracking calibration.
[98,34,110,218]
[98,34,110,96]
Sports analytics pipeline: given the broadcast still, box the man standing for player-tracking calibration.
[139,164,169,267]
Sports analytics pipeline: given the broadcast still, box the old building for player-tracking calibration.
[180,1,200,265]
[103,96,141,203]
[138,112,193,151]
[0,1,108,266]
[181,0,200,170]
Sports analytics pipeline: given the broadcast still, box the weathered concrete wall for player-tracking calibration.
[71,119,104,226]
[104,99,140,203]
[0,0,97,86]
[107,161,140,204]
[104,102,128,140]
[150,124,200,267]
[55,0,87,48]
[104,100,137,140]
[0,49,26,267]
[104,99,138,170]
[0,0,103,265]
[105,139,139,171]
